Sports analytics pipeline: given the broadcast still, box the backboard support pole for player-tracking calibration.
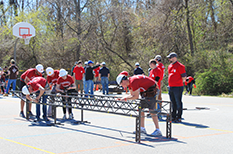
[14,38,19,63]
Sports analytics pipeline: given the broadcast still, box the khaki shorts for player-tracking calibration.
[140,97,156,110]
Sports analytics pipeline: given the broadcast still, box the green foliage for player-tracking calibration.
[194,51,233,95]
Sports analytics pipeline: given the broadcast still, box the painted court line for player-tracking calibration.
[174,132,232,139]
[57,142,135,154]
[0,136,55,154]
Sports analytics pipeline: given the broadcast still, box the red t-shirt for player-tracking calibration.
[185,76,194,85]
[168,61,186,87]
[73,66,85,80]
[157,63,165,81]
[149,67,162,89]
[20,68,42,81]
[47,70,59,84]
[128,75,156,92]
[94,67,100,77]
[57,75,74,90]
[27,77,47,92]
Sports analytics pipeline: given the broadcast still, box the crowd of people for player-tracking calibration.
[0,59,19,96]
[0,60,110,122]
[0,52,196,137]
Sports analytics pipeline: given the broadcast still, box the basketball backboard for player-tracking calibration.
[13,22,35,44]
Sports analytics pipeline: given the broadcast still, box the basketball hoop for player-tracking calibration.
[13,23,35,45]
[22,34,32,45]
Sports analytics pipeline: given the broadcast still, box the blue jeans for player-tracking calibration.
[101,77,109,94]
[6,79,16,94]
[169,86,184,119]
[83,79,86,93]
[85,80,94,96]
[36,92,47,119]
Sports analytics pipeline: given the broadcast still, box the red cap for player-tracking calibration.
[120,71,129,76]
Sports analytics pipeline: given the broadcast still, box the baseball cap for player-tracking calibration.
[167,52,177,58]
[154,55,162,61]
[84,61,88,65]
[88,60,94,64]
[10,59,15,63]
[101,62,106,65]
[135,62,139,66]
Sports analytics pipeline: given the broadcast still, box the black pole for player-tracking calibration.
[14,38,19,62]
[26,99,29,120]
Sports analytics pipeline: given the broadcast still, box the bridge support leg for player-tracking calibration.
[53,105,57,124]
[135,106,141,143]
[81,105,84,122]
[26,99,29,120]
[166,113,172,138]
[73,105,90,124]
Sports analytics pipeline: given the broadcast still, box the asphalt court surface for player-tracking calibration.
[0,92,233,154]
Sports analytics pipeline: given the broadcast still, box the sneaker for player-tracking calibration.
[3,93,8,97]
[68,113,73,119]
[19,111,25,118]
[150,129,162,137]
[133,127,147,134]
[28,111,34,116]
[43,116,49,122]
[34,118,41,122]
[62,114,66,120]
[176,118,182,123]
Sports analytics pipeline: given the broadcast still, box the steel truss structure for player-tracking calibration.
[12,91,172,143]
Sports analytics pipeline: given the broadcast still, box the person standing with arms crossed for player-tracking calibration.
[73,60,85,93]
[19,64,44,118]
[99,62,110,95]
[167,52,187,123]
[4,59,19,97]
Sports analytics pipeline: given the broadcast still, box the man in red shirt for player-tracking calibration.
[22,77,49,122]
[116,74,162,137]
[73,60,85,93]
[167,52,187,123]
[149,59,162,112]
[56,69,77,120]
[184,76,196,95]
[154,55,165,101]
[19,64,44,118]
[93,62,100,91]
[46,67,59,117]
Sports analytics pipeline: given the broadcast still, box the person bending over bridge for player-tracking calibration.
[56,69,77,120]
[116,74,162,137]
[19,64,44,118]
[22,77,50,122]
[46,67,59,117]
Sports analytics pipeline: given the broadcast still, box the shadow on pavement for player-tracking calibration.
[179,121,209,128]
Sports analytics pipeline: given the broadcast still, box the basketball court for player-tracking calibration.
[0,92,232,154]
